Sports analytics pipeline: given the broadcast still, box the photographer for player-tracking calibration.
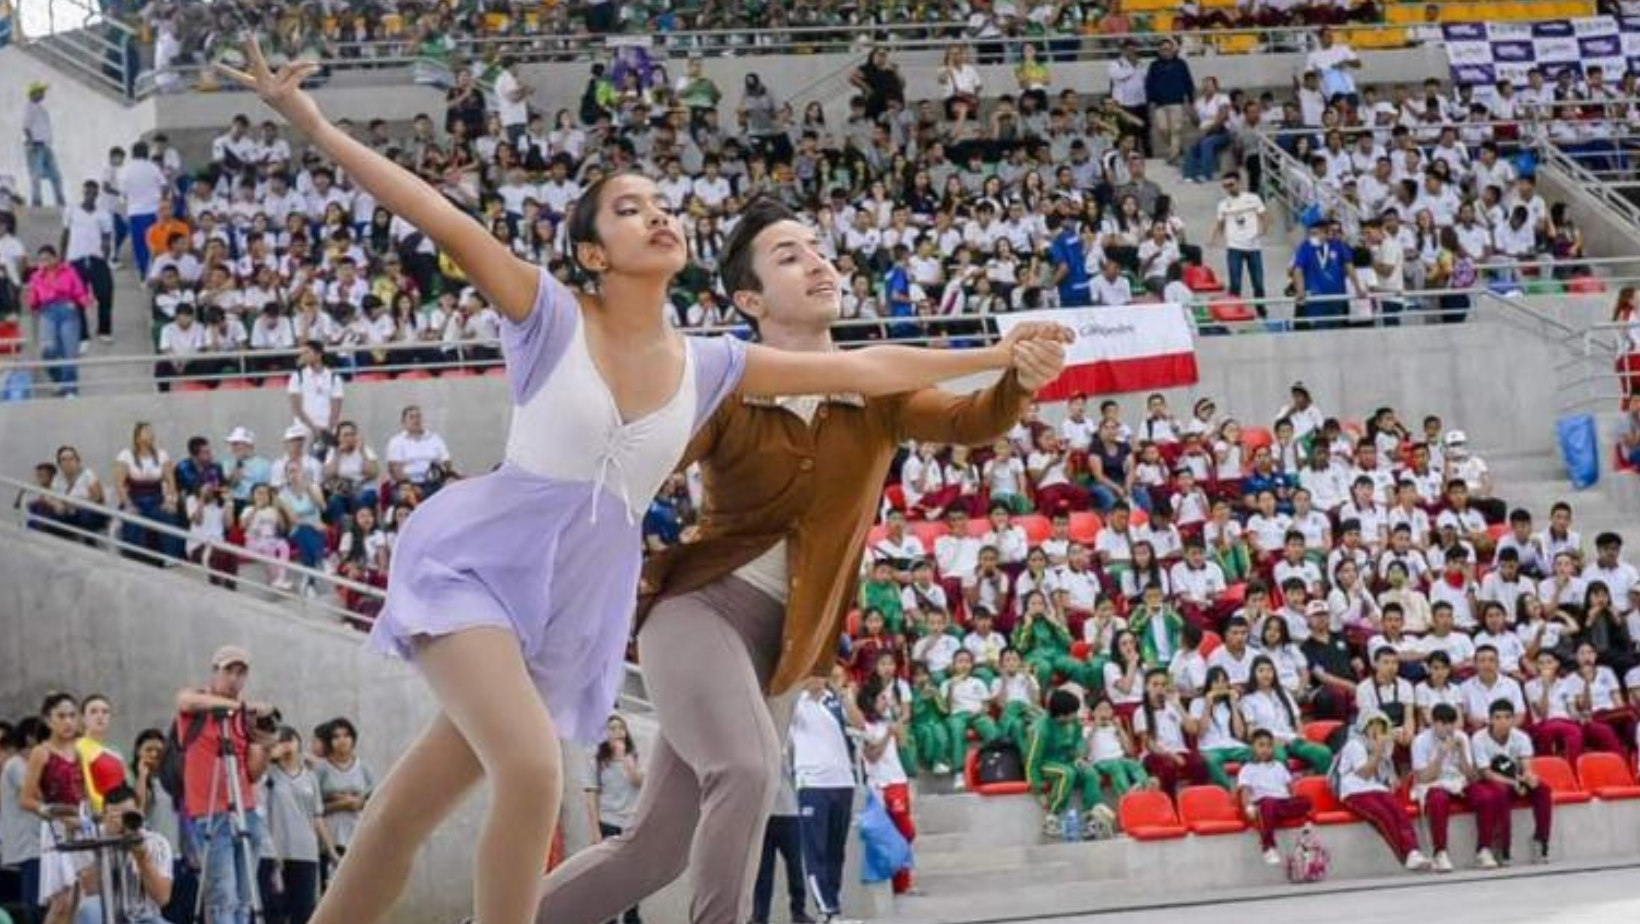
[73,786,173,924]
[175,646,275,924]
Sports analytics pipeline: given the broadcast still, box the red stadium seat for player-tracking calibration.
[1117,791,1187,840]
[966,518,992,538]
[1291,776,1354,825]
[1208,297,1256,323]
[1183,264,1225,293]
[261,376,287,389]
[865,525,887,546]
[1070,640,1093,662]
[1221,583,1247,606]
[1240,426,1274,455]
[1069,511,1102,544]
[883,485,907,512]
[1576,753,1640,800]
[1018,514,1052,544]
[1177,785,1248,835]
[964,747,1032,796]
[1199,630,1223,659]
[443,368,479,378]
[485,366,507,378]
[1302,720,1341,745]
[399,370,433,381]
[176,381,212,392]
[1567,276,1608,295]
[1531,756,1593,804]
[356,372,392,383]
[910,521,948,550]
[218,378,255,390]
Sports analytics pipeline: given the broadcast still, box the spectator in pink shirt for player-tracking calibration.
[24,244,90,396]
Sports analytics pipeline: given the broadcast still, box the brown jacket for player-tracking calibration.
[637,370,1031,695]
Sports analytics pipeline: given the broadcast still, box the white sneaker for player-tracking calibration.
[1405,849,1432,871]
[1262,848,1283,866]
[272,578,295,591]
[1476,848,1499,869]
[952,776,966,792]
[1532,840,1550,865]
[1043,814,1062,837]
[931,762,951,775]
[1433,851,1453,873]
[97,334,113,344]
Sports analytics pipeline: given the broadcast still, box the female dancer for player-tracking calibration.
[219,41,1068,924]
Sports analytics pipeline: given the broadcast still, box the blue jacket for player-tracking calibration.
[1144,58,1195,107]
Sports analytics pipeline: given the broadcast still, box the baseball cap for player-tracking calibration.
[211,645,252,670]
[1445,429,1468,446]
[283,423,311,442]
[1305,600,1330,618]
[226,426,255,445]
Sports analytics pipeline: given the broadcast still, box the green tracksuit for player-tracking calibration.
[908,681,950,771]
[859,579,907,636]
[942,675,1001,772]
[1014,615,1089,690]
[1025,715,1103,815]
[1092,758,1149,797]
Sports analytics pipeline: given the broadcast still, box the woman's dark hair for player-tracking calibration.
[565,168,643,283]
[1137,667,1170,745]
[129,728,165,775]
[595,716,636,767]
[325,717,359,745]
[857,675,888,722]
[40,691,76,718]
[1110,630,1139,672]
[1248,654,1299,730]
[1261,613,1292,647]
[6,717,47,750]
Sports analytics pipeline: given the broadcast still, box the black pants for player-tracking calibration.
[1124,104,1152,157]
[797,787,853,916]
[267,859,319,924]
[752,815,807,924]
[72,255,113,338]
[597,823,642,924]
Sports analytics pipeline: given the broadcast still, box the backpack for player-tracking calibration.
[158,713,209,805]
[975,742,1024,784]
[1287,823,1330,883]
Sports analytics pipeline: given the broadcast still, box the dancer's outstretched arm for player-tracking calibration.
[218,40,538,321]
[742,322,1070,398]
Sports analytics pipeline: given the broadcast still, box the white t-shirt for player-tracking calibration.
[1240,689,1300,742]
[288,367,344,432]
[912,633,960,674]
[63,206,113,262]
[1217,192,1266,250]
[493,69,529,127]
[1469,727,1533,768]
[1237,760,1294,803]
[1410,728,1473,797]
[1460,675,1525,726]
[943,675,992,715]
[121,159,168,216]
[385,430,451,483]
[1207,645,1257,687]
[1190,697,1245,752]
[116,448,170,484]
[791,694,856,789]
[1133,700,1190,752]
[862,720,908,788]
[1334,738,1394,799]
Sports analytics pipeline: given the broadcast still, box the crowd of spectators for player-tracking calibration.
[0,648,375,924]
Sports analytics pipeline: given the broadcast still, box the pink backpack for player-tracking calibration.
[1286,824,1330,883]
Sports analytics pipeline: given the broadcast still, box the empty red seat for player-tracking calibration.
[1177,785,1248,835]
[1240,426,1274,455]
[443,368,479,378]
[176,381,213,392]
[910,520,948,550]
[1208,297,1256,323]
[1183,264,1225,293]
[356,371,392,383]
[218,378,255,390]
[399,370,433,381]
[1567,276,1608,294]
[1117,791,1187,840]
[1069,511,1102,543]
[1018,514,1051,544]
[1302,720,1341,745]
[883,485,907,512]
[261,375,287,389]
[1199,630,1223,659]
[1531,756,1593,804]
[1576,753,1640,800]
[1291,776,1354,825]
[484,366,507,378]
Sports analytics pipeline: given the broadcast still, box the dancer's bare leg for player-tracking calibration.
[311,627,563,924]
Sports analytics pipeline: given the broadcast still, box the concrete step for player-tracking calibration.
[910,857,1087,893]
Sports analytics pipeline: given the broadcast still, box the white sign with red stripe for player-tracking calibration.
[995,304,1199,400]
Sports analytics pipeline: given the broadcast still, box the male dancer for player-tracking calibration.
[534,198,1066,923]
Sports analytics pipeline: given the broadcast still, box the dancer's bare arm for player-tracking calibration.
[218,40,538,321]
[897,335,1066,444]
[741,323,1070,398]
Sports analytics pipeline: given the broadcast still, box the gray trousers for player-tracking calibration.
[537,576,790,924]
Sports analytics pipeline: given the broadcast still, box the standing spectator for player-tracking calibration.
[851,48,905,122]
[21,82,65,209]
[385,405,454,495]
[1211,172,1267,308]
[1047,214,1092,308]
[675,57,723,130]
[24,245,90,397]
[1,717,46,924]
[857,676,914,897]
[580,716,643,924]
[1613,288,1639,398]
[315,719,374,868]
[120,141,168,280]
[751,755,809,924]
[114,421,184,562]
[1305,28,1362,109]
[936,46,983,120]
[288,340,344,452]
[1289,219,1353,329]
[0,211,26,317]
[444,67,487,139]
[21,692,87,924]
[790,673,856,924]
[62,179,114,344]
[738,74,787,165]
[488,55,531,147]
[1143,38,1194,167]
[1109,41,1150,157]
[265,727,336,924]
[176,647,274,924]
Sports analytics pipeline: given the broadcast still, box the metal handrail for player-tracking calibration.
[14,0,141,98]
[1536,142,1640,231]
[0,470,660,707]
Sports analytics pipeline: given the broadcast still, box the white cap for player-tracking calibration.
[283,423,311,442]
[1445,430,1468,447]
[226,426,255,445]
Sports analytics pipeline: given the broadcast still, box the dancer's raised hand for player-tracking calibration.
[216,37,324,133]
[1013,338,1067,392]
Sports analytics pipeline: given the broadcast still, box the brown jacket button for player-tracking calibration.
[798,458,815,471]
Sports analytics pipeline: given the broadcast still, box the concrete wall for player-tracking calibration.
[0,45,156,200]
[0,315,1568,481]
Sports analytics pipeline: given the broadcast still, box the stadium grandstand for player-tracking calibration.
[2,1,1640,923]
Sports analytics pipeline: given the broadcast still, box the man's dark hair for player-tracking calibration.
[1047,689,1080,718]
[718,195,800,299]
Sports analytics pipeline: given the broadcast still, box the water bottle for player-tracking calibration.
[77,801,96,841]
[1060,806,1082,843]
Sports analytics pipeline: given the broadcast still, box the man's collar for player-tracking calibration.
[741,392,865,409]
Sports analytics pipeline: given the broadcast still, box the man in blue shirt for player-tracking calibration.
[1047,214,1092,307]
[883,245,917,339]
[1289,218,1352,329]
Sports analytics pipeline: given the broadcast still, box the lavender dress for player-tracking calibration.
[368,270,746,744]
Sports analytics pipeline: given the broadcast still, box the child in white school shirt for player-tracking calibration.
[1236,729,1314,865]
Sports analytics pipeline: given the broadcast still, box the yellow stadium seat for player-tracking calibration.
[1385,5,1422,24]
[381,13,404,36]
[1202,0,1238,8]
[1213,33,1261,54]
[483,12,509,32]
[1152,12,1176,31]
[1124,0,1173,11]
